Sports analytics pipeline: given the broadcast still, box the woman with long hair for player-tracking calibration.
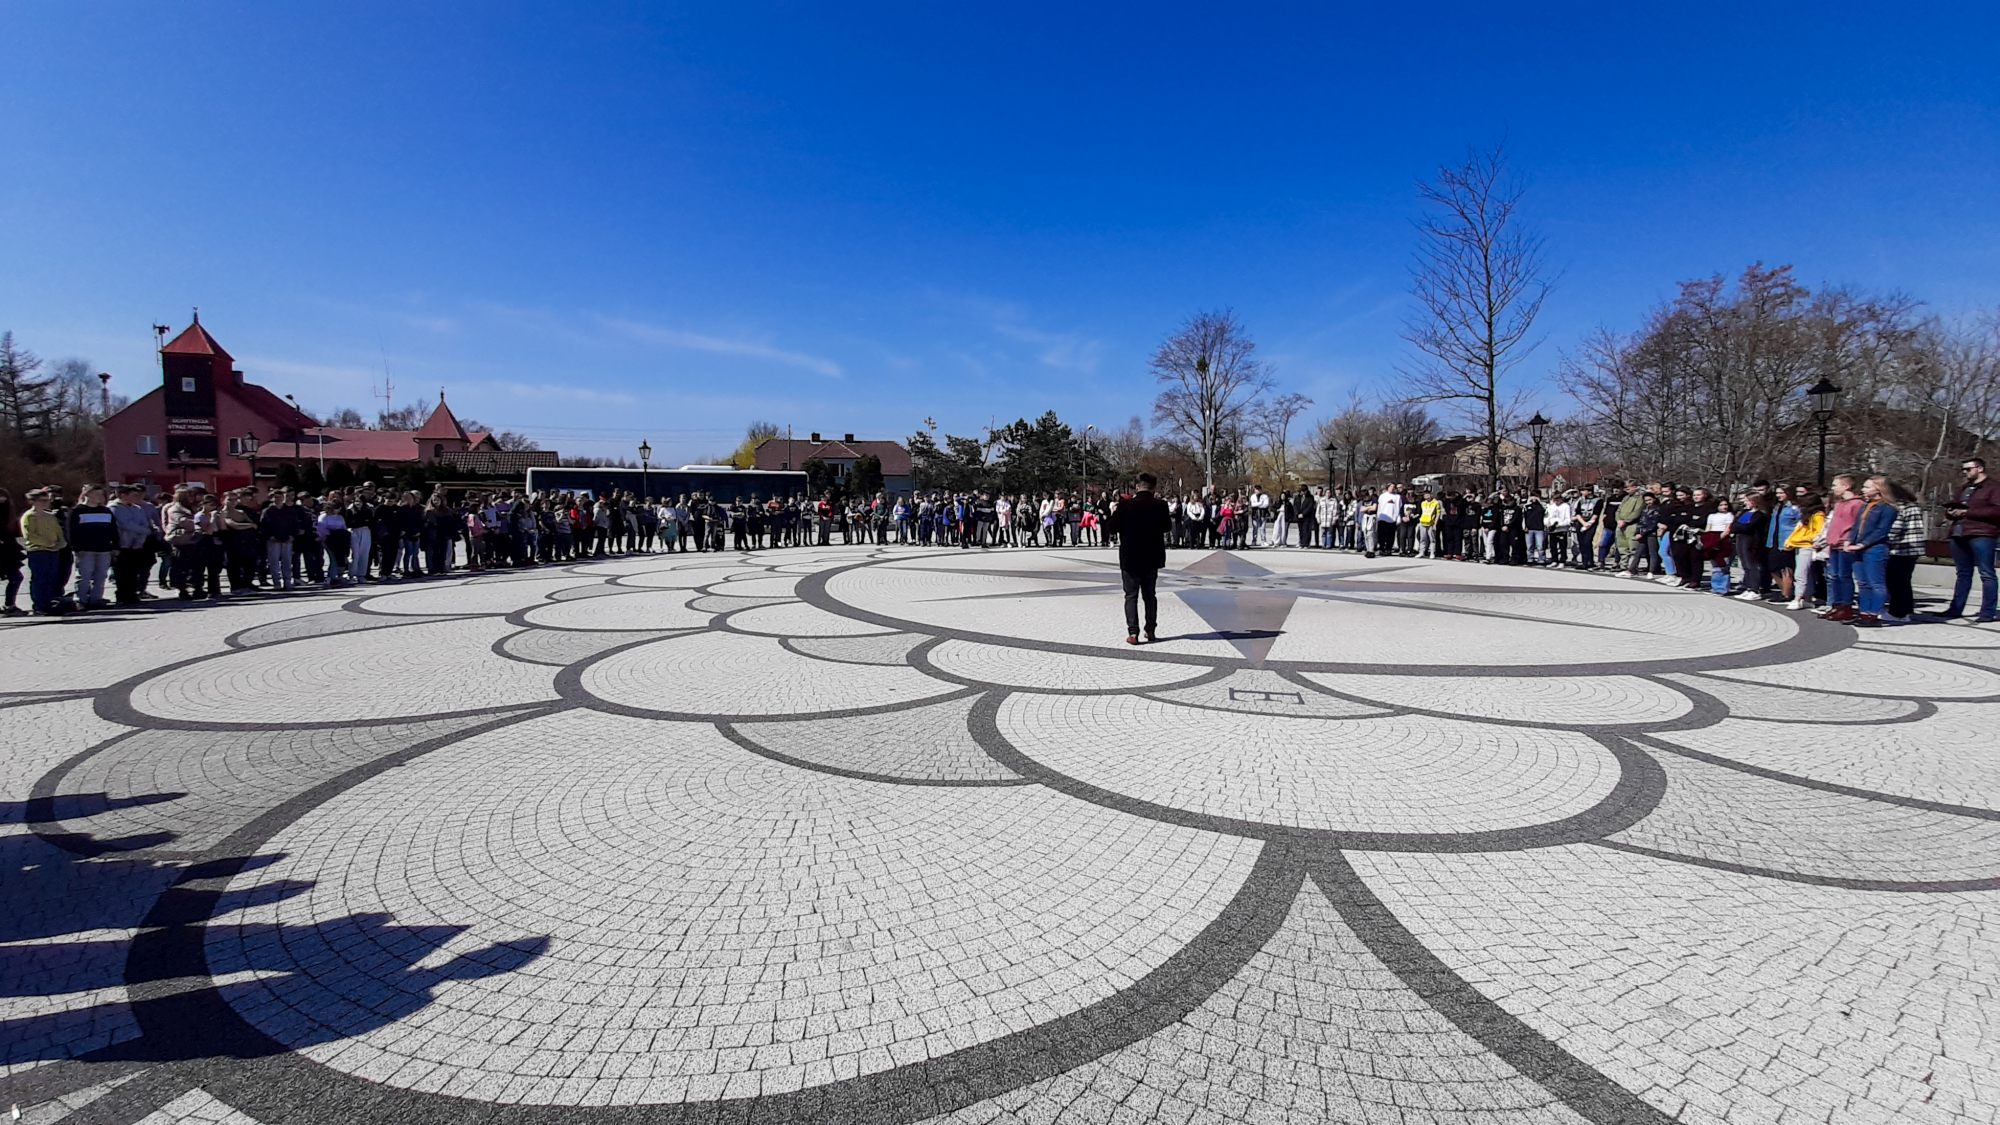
[1844,476,1898,626]
[1882,477,1928,624]
[1783,489,1825,610]
[1702,496,1736,593]
[1732,489,1773,599]
[1662,487,1698,588]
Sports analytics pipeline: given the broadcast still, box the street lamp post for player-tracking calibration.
[1080,424,1094,496]
[1806,378,1842,488]
[174,448,191,486]
[1323,442,1337,491]
[242,431,260,488]
[638,439,653,500]
[1527,412,1549,493]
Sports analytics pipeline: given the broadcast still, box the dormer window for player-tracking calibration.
[180,377,197,392]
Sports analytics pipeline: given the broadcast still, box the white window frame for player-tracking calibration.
[137,434,159,455]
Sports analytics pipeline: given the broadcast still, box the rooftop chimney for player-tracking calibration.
[843,433,855,443]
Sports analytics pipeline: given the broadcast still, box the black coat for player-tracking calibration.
[1105,491,1172,571]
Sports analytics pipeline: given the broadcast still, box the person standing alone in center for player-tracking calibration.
[1104,472,1173,645]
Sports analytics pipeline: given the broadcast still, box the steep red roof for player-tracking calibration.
[160,316,234,361]
[414,393,470,443]
[235,382,317,429]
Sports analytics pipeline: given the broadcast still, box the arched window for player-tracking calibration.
[434,443,444,460]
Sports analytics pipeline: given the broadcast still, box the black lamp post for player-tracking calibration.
[1527,412,1549,493]
[242,432,260,487]
[638,439,652,500]
[1806,378,1842,487]
[1080,424,1094,496]
[1323,442,1337,491]
[174,448,191,486]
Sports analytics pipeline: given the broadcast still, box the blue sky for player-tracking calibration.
[6,3,1997,462]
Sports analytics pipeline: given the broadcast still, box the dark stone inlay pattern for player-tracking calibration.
[968,691,1670,852]
[795,554,1861,677]
[83,839,1307,1125]
[6,546,1994,1125]
[1310,851,1677,1125]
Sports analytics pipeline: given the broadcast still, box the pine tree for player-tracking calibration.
[0,332,55,441]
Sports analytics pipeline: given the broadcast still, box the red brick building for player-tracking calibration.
[101,315,549,492]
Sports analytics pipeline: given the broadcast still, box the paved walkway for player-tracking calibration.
[2,545,1996,1124]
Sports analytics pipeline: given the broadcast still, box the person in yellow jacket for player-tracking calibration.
[21,487,68,615]
[1782,493,1826,610]
[1415,492,1445,558]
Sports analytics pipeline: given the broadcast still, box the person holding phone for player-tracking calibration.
[1942,456,2000,622]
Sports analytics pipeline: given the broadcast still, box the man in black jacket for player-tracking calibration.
[1103,473,1173,645]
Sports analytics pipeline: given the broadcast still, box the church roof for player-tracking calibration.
[413,391,470,443]
[160,314,234,361]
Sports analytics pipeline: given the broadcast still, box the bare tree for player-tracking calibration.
[1252,391,1313,484]
[1150,310,1273,489]
[726,420,783,468]
[457,417,542,452]
[1889,308,2000,499]
[1375,402,1442,481]
[1401,145,1552,490]
[1305,394,1440,490]
[1559,264,1925,487]
[1099,416,1149,482]
[377,397,435,431]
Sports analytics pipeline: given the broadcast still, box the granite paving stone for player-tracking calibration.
[1,544,1994,1124]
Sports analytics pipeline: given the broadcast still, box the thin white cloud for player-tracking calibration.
[239,355,381,395]
[478,380,639,406]
[926,291,1105,375]
[994,321,1105,374]
[594,316,843,378]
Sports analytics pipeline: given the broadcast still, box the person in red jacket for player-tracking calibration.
[1942,456,2000,622]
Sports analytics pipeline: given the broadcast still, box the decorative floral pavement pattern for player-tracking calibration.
[3,545,1997,1124]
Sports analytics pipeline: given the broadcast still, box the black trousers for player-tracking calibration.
[1888,555,1918,618]
[1121,566,1159,636]
[113,548,149,604]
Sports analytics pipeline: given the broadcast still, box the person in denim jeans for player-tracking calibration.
[1842,478,1897,626]
[20,488,67,614]
[1818,475,1865,622]
[1942,456,2000,622]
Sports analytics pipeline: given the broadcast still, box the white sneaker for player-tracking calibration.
[1655,575,1679,584]
[1785,599,1808,610]
[1733,590,1763,601]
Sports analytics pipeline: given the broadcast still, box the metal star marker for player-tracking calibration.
[906,550,1654,664]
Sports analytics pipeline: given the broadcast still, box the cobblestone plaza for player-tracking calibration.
[3,545,1996,1124]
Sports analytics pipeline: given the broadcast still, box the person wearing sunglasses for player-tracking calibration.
[1941,457,2000,623]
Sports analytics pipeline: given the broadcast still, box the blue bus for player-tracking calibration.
[524,465,808,503]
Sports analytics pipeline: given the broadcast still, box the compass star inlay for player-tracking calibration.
[905,550,1652,663]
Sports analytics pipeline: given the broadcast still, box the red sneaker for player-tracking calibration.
[1126,634,1140,645]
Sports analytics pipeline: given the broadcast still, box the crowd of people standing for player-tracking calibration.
[3,458,1995,630]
